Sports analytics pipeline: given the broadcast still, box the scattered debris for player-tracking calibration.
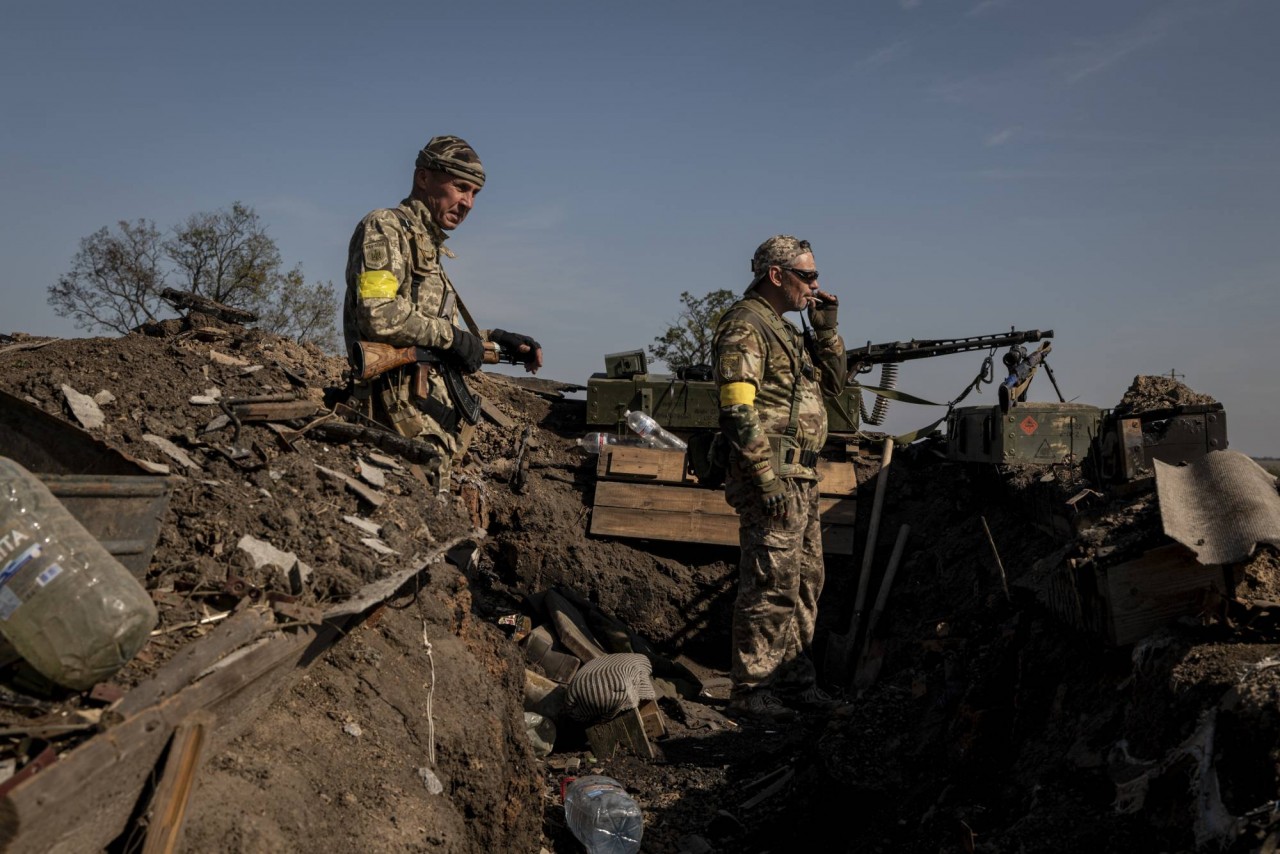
[60,384,105,429]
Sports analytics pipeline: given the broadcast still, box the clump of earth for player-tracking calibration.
[1,326,1277,854]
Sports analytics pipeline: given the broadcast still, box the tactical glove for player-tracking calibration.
[748,459,787,518]
[447,328,485,374]
[807,295,838,332]
[489,329,542,365]
[758,476,787,518]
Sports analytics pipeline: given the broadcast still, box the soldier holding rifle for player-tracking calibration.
[344,135,542,492]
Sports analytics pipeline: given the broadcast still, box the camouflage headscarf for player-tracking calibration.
[415,135,486,188]
[748,235,812,289]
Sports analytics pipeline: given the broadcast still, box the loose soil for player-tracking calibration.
[1,323,1278,854]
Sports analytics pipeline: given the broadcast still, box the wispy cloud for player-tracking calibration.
[860,39,909,68]
[983,127,1018,147]
[898,0,922,9]
[1054,6,1206,84]
[966,0,1013,17]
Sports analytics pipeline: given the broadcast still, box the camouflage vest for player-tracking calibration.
[722,296,827,479]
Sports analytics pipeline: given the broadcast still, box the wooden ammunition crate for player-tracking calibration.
[1038,542,1227,645]
[588,445,858,555]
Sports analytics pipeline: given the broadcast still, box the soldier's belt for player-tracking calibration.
[784,448,819,467]
[766,433,820,478]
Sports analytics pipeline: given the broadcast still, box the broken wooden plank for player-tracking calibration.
[229,400,321,422]
[585,706,656,761]
[479,396,515,429]
[140,710,215,854]
[0,619,323,854]
[159,288,258,324]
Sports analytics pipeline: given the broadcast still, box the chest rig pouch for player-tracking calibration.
[734,300,821,480]
[381,209,474,439]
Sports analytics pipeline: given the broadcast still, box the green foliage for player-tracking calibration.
[48,203,339,351]
[648,289,738,371]
[1257,458,1280,478]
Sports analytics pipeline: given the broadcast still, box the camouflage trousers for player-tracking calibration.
[724,474,824,696]
[363,368,468,494]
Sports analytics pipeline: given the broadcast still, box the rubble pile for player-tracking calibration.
[2,321,1279,854]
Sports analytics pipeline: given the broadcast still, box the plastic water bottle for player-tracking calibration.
[623,410,687,451]
[0,456,158,690]
[576,433,654,454]
[563,775,644,854]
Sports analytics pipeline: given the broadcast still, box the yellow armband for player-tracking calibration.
[720,382,756,407]
[358,270,399,300]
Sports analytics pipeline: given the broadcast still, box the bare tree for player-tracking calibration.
[648,289,738,370]
[48,202,340,349]
[165,202,281,309]
[256,265,340,352]
[47,220,167,334]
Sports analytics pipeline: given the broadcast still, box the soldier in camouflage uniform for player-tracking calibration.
[344,136,542,492]
[713,235,848,721]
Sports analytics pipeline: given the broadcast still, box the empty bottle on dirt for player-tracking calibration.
[576,433,655,454]
[623,410,687,451]
[0,456,157,690]
[563,775,643,854]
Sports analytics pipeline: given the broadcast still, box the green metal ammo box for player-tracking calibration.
[586,372,864,436]
[945,402,1101,465]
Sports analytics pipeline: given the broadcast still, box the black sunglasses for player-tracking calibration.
[781,266,820,283]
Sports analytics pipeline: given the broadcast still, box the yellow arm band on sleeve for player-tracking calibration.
[358,270,400,300]
[720,382,756,407]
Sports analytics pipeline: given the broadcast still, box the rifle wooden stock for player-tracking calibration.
[351,340,499,381]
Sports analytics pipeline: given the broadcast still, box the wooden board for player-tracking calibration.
[596,446,858,497]
[1097,543,1226,646]
[0,616,326,853]
[589,481,856,555]
[598,445,690,483]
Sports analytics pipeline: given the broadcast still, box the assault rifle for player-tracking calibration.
[845,328,1053,374]
[350,340,506,427]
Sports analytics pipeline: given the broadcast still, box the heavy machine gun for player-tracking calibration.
[846,328,1055,427]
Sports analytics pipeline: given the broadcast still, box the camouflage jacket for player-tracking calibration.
[344,197,472,352]
[344,198,488,444]
[712,292,846,481]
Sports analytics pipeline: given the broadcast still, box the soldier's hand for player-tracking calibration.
[447,328,485,374]
[749,458,787,518]
[490,329,543,374]
[807,290,838,331]
[758,476,788,518]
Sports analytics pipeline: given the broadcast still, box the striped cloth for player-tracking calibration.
[563,653,656,723]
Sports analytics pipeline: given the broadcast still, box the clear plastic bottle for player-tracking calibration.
[563,775,644,854]
[623,410,687,451]
[576,433,654,454]
[0,456,158,690]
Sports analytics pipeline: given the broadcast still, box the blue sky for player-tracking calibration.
[2,0,1277,455]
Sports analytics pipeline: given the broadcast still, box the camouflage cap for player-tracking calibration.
[415,135,486,188]
[749,235,812,288]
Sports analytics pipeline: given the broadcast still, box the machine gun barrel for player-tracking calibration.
[846,328,1053,372]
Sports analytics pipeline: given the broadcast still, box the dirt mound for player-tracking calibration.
[1115,374,1218,415]
[2,325,1277,853]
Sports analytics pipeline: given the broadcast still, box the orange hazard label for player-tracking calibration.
[1020,416,1039,435]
